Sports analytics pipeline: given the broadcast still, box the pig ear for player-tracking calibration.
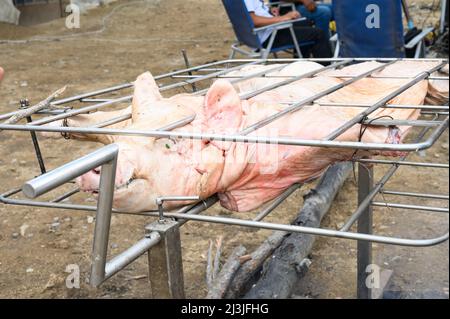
[132,72,162,121]
[203,79,243,134]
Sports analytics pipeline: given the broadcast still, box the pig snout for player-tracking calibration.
[76,163,135,193]
[76,168,101,193]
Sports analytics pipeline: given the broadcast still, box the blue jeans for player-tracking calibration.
[297,3,333,40]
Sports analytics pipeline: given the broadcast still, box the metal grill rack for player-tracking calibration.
[0,58,448,299]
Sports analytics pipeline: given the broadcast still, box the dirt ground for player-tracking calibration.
[0,0,448,299]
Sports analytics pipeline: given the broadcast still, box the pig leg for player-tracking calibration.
[41,106,132,144]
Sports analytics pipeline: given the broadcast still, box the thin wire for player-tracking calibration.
[350,115,395,182]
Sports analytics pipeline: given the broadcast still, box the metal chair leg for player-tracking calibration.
[289,25,302,58]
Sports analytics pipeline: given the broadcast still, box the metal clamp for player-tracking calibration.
[156,196,200,222]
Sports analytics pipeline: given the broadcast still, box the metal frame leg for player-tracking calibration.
[89,156,118,287]
[357,163,373,299]
[146,220,185,299]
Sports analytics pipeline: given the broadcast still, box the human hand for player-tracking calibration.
[0,67,4,83]
[283,10,300,21]
[270,7,280,16]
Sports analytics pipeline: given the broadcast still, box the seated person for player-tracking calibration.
[244,0,332,58]
[285,0,334,40]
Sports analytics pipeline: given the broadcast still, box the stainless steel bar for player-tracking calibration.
[357,163,373,299]
[146,211,449,247]
[357,159,449,168]
[22,144,119,198]
[380,190,449,200]
[29,95,133,126]
[330,75,448,80]
[363,119,443,127]
[193,63,290,95]
[26,116,47,174]
[371,202,449,213]
[226,58,448,62]
[90,150,118,287]
[160,60,264,92]
[239,60,352,100]
[80,98,115,103]
[317,102,449,110]
[52,83,133,106]
[240,60,395,136]
[2,119,448,152]
[180,74,448,81]
[340,165,402,232]
[325,62,448,140]
[103,232,162,281]
[0,187,22,198]
[50,188,80,203]
[91,113,132,128]
[253,183,301,221]
[421,111,449,116]
[2,190,447,247]
[181,49,197,92]
[0,193,215,217]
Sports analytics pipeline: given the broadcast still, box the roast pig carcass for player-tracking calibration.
[44,61,448,212]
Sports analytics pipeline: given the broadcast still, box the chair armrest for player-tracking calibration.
[404,27,434,49]
[253,17,306,33]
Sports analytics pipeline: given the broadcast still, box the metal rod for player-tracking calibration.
[356,159,449,168]
[80,98,115,103]
[171,74,448,81]
[2,116,447,152]
[239,60,352,100]
[103,232,161,281]
[380,190,449,200]
[253,183,301,221]
[50,188,80,203]
[325,62,448,140]
[371,202,449,213]
[26,116,46,174]
[22,144,119,198]
[362,119,443,127]
[90,151,117,287]
[29,95,133,126]
[145,211,449,247]
[181,49,197,92]
[193,63,291,96]
[317,102,449,110]
[357,163,373,299]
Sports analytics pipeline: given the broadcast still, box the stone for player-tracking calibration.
[20,224,29,237]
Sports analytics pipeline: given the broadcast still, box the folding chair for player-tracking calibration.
[332,0,435,58]
[222,0,315,59]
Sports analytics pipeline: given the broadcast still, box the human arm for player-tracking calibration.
[249,10,300,27]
